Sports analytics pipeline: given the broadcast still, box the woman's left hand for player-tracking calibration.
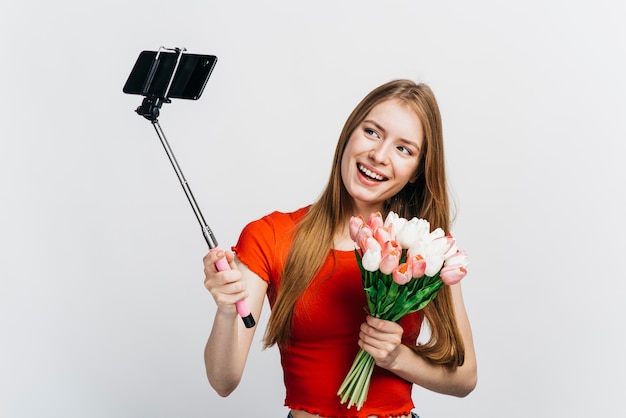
[358,315,404,370]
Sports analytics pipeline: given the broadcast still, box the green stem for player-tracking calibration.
[337,349,375,410]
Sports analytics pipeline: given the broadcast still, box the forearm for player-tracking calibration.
[389,284,477,396]
[203,257,267,397]
[204,307,250,397]
[388,344,477,397]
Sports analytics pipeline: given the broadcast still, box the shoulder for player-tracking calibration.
[246,205,310,234]
[235,205,310,249]
[263,205,310,222]
[233,206,310,283]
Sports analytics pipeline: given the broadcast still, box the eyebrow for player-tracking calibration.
[363,119,421,152]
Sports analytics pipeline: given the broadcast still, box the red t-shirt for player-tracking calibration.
[233,207,423,418]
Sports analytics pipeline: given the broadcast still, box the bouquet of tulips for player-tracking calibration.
[337,211,469,410]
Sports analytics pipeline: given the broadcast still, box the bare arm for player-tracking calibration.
[359,283,477,397]
[203,250,268,397]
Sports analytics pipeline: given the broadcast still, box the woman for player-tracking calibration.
[203,79,477,418]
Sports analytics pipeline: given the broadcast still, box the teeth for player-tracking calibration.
[358,164,385,181]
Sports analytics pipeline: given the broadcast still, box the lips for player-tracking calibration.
[357,163,387,182]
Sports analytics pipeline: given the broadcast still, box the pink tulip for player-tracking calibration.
[356,226,373,251]
[392,263,411,285]
[363,236,382,254]
[379,241,401,275]
[408,254,427,278]
[359,227,383,272]
[367,212,384,230]
[374,224,394,245]
[440,265,467,285]
[349,215,365,241]
[440,249,469,285]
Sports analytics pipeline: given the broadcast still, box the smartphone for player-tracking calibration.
[123,50,217,100]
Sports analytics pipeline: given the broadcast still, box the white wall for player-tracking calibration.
[1,1,625,417]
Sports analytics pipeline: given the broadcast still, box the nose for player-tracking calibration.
[368,140,392,164]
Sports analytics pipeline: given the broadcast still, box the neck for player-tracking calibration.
[333,222,356,251]
[352,202,383,219]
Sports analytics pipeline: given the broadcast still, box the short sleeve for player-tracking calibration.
[232,215,277,284]
[232,207,309,287]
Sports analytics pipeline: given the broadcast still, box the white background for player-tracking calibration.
[1,1,625,417]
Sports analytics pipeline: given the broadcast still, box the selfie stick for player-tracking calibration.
[131,47,255,328]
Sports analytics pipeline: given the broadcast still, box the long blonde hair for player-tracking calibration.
[264,80,465,368]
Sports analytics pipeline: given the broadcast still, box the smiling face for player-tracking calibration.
[340,99,424,217]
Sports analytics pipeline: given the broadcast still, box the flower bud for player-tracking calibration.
[440,265,467,285]
[397,217,430,249]
[408,254,427,278]
[374,224,393,245]
[349,215,365,242]
[392,263,411,285]
[367,212,384,230]
[379,241,401,275]
[362,248,382,272]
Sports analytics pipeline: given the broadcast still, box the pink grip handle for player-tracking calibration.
[211,246,255,328]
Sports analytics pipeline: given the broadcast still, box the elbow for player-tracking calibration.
[214,387,236,398]
[452,369,477,398]
[205,356,243,397]
[454,378,477,398]
[206,365,242,398]
[209,378,240,398]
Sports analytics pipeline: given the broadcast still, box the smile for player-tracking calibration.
[358,163,387,181]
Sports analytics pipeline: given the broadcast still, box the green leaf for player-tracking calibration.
[385,288,409,321]
[373,279,388,316]
[364,285,377,314]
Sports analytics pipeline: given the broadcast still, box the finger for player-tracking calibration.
[203,250,239,275]
[366,316,403,335]
[225,250,239,270]
[359,328,389,349]
[360,322,402,349]
[211,291,249,309]
[202,250,223,272]
[206,277,249,305]
[212,280,249,299]
[204,268,242,291]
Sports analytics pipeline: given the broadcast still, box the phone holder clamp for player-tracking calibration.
[134,46,186,121]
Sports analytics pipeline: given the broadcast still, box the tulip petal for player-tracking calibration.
[392,263,411,285]
[408,256,426,278]
[379,242,401,275]
[424,255,444,277]
[367,212,384,230]
[356,226,373,250]
[374,225,393,246]
[349,215,365,241]
[445,250,469,268]
[440,265,467,285]
[362,248,382,272]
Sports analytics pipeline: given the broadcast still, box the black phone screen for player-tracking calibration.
[123,50,217,100]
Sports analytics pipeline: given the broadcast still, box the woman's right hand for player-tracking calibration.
[202,250,249,315]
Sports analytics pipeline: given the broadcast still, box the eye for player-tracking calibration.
[396,145,413,156]
[364,127,380,139]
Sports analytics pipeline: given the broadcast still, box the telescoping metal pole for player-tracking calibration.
[152,120,256,328]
